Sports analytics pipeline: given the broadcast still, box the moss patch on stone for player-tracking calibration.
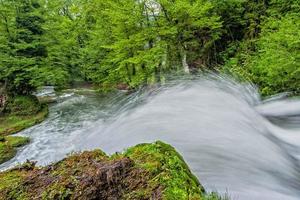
[0,141,228,200]
[0,95,48,164]
[5,96,41,116]
[0,136,30,164]
[122,141,204,199]
[0,105,48,136]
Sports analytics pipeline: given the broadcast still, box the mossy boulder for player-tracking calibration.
[0,105,48,137]
[0,136,30,164]
[0,141,226,200]
[5,95,41,116]
[0,95,48,165]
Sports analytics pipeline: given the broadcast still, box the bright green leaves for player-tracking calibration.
[0,0,49,95]
[0,0,85,95]
[79,0,221,89]
[222,1,300,96]
[1,0,298,95]
[249,13,300,95]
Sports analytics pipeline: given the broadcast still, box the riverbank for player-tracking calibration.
[0,96,49,164]
[0,136,30,164]
[0,105,48,136]
[0,141,226,200]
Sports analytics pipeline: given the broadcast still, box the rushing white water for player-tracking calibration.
[1,75,300,200]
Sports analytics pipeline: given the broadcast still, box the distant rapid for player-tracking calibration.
[1,75,300,200]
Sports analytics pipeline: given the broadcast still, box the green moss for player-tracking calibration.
[0,105,48,136]
[0,170,28,200]
[123,141,204,199]
[42,183,73,200]
[5,136,30,148]
[0,142,15,164]
[0,141,227,200]
[0,171,22,190]
[5,96,41,116]
[0,95,48,164]
[0,136,30,164]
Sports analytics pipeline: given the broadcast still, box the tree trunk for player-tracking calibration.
[0,80,8,114]
[181,49,190,74]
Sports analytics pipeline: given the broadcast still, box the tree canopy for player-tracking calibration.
[0,0,299,96]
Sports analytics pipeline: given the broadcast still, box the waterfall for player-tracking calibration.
[1,75,300,200]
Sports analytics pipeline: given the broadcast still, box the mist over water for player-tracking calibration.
[1,75,300,200]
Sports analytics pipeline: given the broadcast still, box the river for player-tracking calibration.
[1,75,300,200]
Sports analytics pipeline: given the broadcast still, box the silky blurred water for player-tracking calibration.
[1,75,300,200]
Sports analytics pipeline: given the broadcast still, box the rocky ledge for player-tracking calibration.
[0,141,226,200]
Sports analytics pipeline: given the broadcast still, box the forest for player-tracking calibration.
[0,0,299,99]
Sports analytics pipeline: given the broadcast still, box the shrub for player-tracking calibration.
[5,96,41,116]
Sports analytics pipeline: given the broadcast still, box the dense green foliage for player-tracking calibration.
[5,95,40,115]
[77,0,222,88]
[0,0,299,95]
[0,0,47,95]
[222,0,300,95]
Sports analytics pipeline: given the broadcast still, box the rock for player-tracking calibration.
[0,141,224,200]
[116,83,130,91]
[0,136,30,164]
[5,95,41,116]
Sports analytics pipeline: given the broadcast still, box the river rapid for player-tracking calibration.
[1,75,300,200]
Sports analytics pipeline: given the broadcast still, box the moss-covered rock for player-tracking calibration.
[0,105,48,137]
[0,136,30,164]
[0,95,49,165]
[5,96,41,116]
[0,141,227,200]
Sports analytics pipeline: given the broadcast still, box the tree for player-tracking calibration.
[80,0,222,88]
[0,0,47,95]
[42,0,82,87]
[222,0,300,95]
